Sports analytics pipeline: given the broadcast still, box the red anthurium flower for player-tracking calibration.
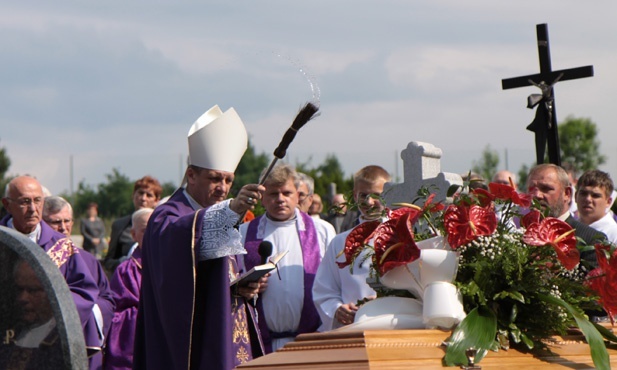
[489,182,532,207]
[423,193,445,213]
[337,220,380,268]
[387,205,422,222]
[471,188,495,207]
[586,244,617,319]
[521,209,542,229]
[372,211,421,275]
[444,204,497,249]
[522,218,579,270]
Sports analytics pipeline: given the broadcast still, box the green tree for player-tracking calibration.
[69,168,134,218]
[161,181,176,198]
[232,140,270,196]
[68,180,99,218]
[96,168,134,218]
[558,116,606,172]
[471,145,500,182]
[297,154,353,202]
[517,163,530,191]
[0,140,11,193]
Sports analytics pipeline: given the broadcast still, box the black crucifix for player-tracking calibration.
[502,23,593,166]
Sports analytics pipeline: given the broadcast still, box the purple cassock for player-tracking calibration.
[104,247,142,370]
[0,216,103,368]
[79,249,115,370]
[134,189,263,370]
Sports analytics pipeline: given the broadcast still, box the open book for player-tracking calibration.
[230,250,288,288]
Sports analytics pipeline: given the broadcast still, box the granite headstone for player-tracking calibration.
[0,226,88,369]
[383,141,463,206]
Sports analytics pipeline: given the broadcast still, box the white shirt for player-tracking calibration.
[15,318,56,348]
[312,227,377,331]
[239,209,334,351]
[589,212,617,245]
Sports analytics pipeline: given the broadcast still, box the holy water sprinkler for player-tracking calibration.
[258,102,320,185]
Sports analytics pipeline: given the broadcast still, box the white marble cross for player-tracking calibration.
[383,141,463,207]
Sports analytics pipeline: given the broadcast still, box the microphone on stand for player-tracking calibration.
[258,241,273,265]
[251,241,273,309]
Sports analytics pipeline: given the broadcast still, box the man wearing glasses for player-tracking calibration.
[42,195,116,369]
[1,176,103,369]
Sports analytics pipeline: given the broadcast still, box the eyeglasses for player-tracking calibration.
[46,218,73,227]
[6,197,43,208]
[298,192,311,203]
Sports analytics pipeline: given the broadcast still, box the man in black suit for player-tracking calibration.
[527,163,606,268]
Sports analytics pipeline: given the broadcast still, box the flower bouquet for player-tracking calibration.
[338,180,617,369]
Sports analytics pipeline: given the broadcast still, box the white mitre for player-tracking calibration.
[187,105,248,173]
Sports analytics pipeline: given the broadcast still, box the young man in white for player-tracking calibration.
[312,165,391,330]
[575,169,617,244]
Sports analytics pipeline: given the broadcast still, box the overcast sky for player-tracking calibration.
[1,1,616,195]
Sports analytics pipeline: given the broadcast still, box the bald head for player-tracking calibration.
[2,176,44,234]
[492,170,518,190]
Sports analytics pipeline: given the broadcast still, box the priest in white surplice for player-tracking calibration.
[239,164,335,353]
[312,165,391,331]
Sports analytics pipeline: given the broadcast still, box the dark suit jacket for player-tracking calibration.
[566,215,607,268]
[104,215,133,273]
[325,210,360,234]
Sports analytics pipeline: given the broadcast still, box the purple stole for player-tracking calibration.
[244,212,321,353]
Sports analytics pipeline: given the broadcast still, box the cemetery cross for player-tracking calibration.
[501,23,593,166]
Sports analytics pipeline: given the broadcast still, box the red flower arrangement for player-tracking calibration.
[337,179,617,369]
[586,244,617,321]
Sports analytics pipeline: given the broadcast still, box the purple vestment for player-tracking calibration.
[243,212,322,353]
[0,216,102,368]
[133,189,263,370]
[80,249,115,370]
[104,248,142,370]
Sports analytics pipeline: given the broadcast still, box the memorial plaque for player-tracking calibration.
[0,226,88,369]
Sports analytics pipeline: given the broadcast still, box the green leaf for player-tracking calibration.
[447,184,462,197]
[508,324,521,343]
[538,293,610,370]
[593,322,617,343]
[444,306,497,366]
[519,332,534,350]
[510,303,518,322]
[493,290,525,304]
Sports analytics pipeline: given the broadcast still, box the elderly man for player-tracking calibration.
[105,175,162,273]
[325,193,357,234]
[526,164,606,267]
[1,176,102,367]
[240,164,335,352]
[308,193,324,219]
[575,170,617,244]
[492,170,518,190]
[105,208,153,370]
[43,196,115,370]
[134,105,265,370]
[297,172,335,234]
[313,165,390,330]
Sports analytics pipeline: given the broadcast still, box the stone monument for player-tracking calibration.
[0,226,88,369]
[383,141,463,206]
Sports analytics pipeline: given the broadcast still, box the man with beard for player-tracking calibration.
[526,164,606,267]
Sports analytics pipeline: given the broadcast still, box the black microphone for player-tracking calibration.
[258,241,273,265]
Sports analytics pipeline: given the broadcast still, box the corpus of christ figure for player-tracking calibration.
[501,23,593,166]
